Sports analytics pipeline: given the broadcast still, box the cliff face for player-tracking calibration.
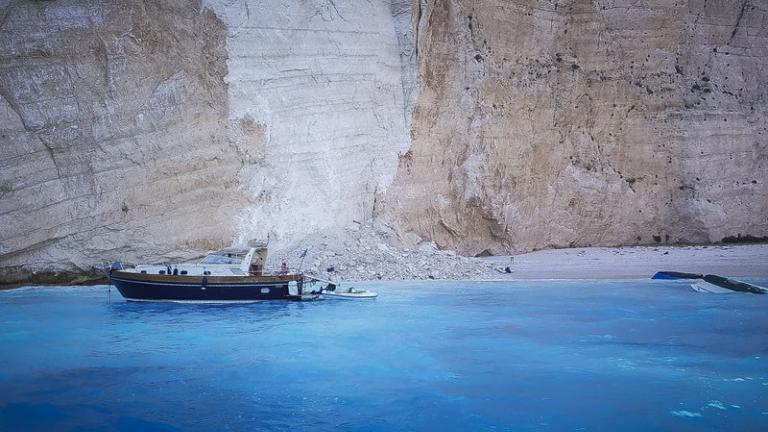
[201,0,411,245]
[384,0,768,255]
[0,0,415,282]
[1,0,767,282]
[0,0,241,282]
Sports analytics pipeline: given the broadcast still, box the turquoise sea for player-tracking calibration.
[1,280,767,431]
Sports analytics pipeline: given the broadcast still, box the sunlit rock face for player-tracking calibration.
[202,0,411,246]
[0,0,241,283]
[384,0,768,255]
[2,0,767,283]
[0,0,415,282]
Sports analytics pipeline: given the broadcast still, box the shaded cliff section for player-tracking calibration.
[383,0,768,255]
[0,0,244,284]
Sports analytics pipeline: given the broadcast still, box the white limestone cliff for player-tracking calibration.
[202,0,412,247]
[1,0,767,284]
[0,0,243,283]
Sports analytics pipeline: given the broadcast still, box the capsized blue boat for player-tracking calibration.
[651,271,703,280]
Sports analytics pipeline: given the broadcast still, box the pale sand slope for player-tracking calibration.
[482,245,768,280]
[274,223,767,281]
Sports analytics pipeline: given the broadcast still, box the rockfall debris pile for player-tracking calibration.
[268,222,513,281]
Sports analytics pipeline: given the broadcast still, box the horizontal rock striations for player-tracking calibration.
[202,0,411,246]
[0,0,243,283]
[1,0,767,284]
[383,0,768,255]
[0,0,416,283]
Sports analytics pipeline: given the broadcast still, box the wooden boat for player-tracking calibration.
[108,241,319,303]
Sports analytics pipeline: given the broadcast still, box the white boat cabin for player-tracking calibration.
[126,244,271,277]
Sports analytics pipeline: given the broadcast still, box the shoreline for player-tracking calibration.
[2,244,767,289]
[475,244,768,281]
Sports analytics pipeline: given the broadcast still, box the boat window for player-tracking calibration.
[159,270,165,275]
[180,270,188,275]
[140,270,147,274]
[200,255,242,265]
[261,288,270,294]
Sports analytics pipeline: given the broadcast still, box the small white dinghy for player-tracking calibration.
[691,276,767,294]
[690,281,733,294]
[304,275,378,300]
[323,287,378,300]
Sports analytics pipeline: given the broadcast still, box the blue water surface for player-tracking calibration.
[1,279,767,431]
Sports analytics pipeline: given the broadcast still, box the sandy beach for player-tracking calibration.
[274,224,768,282]
[4,242,766,288]
[483,244,768,280]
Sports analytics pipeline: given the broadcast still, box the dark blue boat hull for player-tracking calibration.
[110,272,303,302]
[651,271,703,280]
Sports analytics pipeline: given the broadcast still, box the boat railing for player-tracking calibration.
[303,275,335,284]
[252,270,303,277]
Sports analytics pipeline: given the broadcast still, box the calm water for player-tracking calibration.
[1,280,767,431]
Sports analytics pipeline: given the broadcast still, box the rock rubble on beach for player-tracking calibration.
[268,222,510,281]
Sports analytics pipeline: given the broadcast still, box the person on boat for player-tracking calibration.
[280,262,289,274]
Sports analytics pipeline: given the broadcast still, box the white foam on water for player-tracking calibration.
[670,411,702,418]
[707,401,727,410]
